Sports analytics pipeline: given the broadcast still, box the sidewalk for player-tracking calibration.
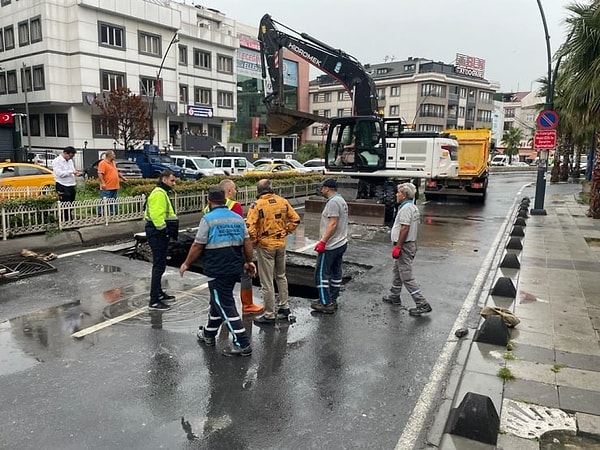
[436,183,600,449]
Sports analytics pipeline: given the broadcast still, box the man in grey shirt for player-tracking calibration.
[383,182,432,316]
[312,178,348,314]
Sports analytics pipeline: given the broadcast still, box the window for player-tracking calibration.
[32,65,44,90]
[23,114,41,136]
[479,91,492,103]
[140,76,159,97]
[139,32,161,56]
[0,72,6,95]
[323,110,331,118]
[418,124,443,132]
[217,91,233,108]
[101,71,125,91]
[390,86,400,97]
[7,70,17,93]
[194,49,211,69]
[337,108,345,117]
[466,108,475,121]
[92,116,113,137]
[448,105,457,118]
[312,126,321,136]
[179,84,188,103]
[30,17,42,43]
[404,64,415,72]
[312,93,319,103]
[194,87,211,105]
[99,22,124,49]
[459,87,467,98]
[337,91,348,101]
[389,105,399,116]
[420,104,445,118]
[179,44,187,66]
[21,66,32,92]
[18,21,29,46]
[376,88,385,100]
[0,29,4,52]
[477,109,492,122]
[458,106,465,118]
[1,0,11,6]
[324,92,331,102]
[505,108,515,118]
[217,55,233,74]
[421,83,446,98]
[503,121,512,131]
[4,26,14,50]
[44,113,69,137]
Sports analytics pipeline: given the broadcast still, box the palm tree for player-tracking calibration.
[557,1,600,218]
[501,127,525,164]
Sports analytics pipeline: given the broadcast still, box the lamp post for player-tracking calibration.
[149,31,179,146]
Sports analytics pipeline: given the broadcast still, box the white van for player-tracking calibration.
[209,157,255,176]
[171,155,225,179]
[490,154,509,166]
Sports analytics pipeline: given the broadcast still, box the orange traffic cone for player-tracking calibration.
[241,272,263,314]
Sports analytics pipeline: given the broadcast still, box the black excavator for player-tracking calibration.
[258,14,458,220]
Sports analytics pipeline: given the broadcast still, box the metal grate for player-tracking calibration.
[0,255,57,282]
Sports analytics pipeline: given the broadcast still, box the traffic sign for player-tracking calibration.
[534,130,557,149]
[536,109,559,129]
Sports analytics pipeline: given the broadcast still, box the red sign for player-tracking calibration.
[534,130,557,149]
[0,112,14,125]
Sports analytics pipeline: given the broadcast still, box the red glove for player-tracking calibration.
[314,241,327,253]
[391,246,401,259]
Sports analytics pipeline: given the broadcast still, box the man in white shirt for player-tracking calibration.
[52,146,81,203]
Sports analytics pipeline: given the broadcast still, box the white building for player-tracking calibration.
[0,0,238,162]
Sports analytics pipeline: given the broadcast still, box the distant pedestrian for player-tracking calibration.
[145,169,178,311]
[311,178,348,314]
[246,179,300,325]
[98,150,127,215]
[53,146,81,203]
[382,182,432,316]
[180,187,257,357]
[202,179,263,314]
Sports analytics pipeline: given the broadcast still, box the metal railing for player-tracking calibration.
[0,186,55,199]
[0,181,321,240]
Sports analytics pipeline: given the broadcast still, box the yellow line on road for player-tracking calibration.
[71,281,209,339]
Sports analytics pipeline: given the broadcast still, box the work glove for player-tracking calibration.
[314,241,327,253]
[391,246,401,259]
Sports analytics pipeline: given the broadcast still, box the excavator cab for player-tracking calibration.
[325,116,385,172]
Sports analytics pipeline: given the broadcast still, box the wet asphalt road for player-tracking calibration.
[0,172,581,449]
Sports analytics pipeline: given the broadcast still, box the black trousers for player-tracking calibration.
[145,223,169,304]
[55,183,76,202]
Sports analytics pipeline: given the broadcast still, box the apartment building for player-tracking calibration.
[308,57,499,144]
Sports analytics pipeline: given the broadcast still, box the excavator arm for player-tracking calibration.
[258,14,379,135]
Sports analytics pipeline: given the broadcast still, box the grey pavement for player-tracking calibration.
[434,183,600,449]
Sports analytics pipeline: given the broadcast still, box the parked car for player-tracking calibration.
[511,161,529,167]
[171,155,225,179]
[490,155,509,166]
[209,157,255,176]
[303,158,326,174]
[84,159,143,180]
[244,163,294,177]
[254,158,311,173]
[27,151,57,168]
[0,162,55,196]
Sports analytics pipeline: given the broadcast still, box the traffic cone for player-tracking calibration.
[241,272,263,314]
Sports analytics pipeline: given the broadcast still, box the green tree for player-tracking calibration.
[501,127,524,164]
[94,87,150,150]
[296,143,321,163]
[557,1,600,217]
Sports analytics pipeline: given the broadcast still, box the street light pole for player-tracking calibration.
[149,31,179,146]
[531,0,554,215]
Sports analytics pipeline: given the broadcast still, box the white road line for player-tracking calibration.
[58,248,99,258]
[394,186,527,449]
[71,282,209,339]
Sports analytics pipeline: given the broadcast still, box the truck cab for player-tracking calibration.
[126,144,185,178]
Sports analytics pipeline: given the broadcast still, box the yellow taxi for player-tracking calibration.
[243,163,294,177]
[0,162,55,198]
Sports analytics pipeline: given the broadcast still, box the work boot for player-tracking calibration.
[276,308,291,320]
[241,290,263,314]
[253,314,276,325]
[408,303,432,316]
[310,301,335,314]
[222,344,252,357]
[382,294,402,306]
[196,326,216,346]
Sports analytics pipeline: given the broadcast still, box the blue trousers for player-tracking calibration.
[314,243,347,305]
[99,189,118,215]
[146,224,169,304]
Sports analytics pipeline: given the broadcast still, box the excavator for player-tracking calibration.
[258,14,458,220]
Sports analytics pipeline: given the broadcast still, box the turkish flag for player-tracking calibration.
[0,112,14,125]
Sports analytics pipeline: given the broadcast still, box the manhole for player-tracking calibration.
[500,398,576,439]
[0,255,57,282]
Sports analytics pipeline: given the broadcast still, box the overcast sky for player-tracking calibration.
[190,0,571,93]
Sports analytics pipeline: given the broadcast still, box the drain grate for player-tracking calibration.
[500,398,576,439]
[0,255,57,282]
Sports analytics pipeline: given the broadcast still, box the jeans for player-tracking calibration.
[315,243,347,305]
[146,223,169,304]
[99,189,118,215]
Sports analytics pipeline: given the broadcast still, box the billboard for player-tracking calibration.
[455,53,486,78]
[237,38,298,87]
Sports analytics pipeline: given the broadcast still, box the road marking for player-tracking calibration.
[394,186,527,449]
[71,282,209,339]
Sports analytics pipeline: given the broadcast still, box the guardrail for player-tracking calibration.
[0,181,321,240]
[0,186,55,199]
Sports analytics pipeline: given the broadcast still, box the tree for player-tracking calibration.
[296,143,321,163]
[94,87,150,150]
[501,127,524,164]
[557,1,600,217]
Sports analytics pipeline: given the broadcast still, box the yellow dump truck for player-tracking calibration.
[424,129,491,202]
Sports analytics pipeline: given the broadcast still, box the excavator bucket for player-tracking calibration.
[266,106,329,135]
